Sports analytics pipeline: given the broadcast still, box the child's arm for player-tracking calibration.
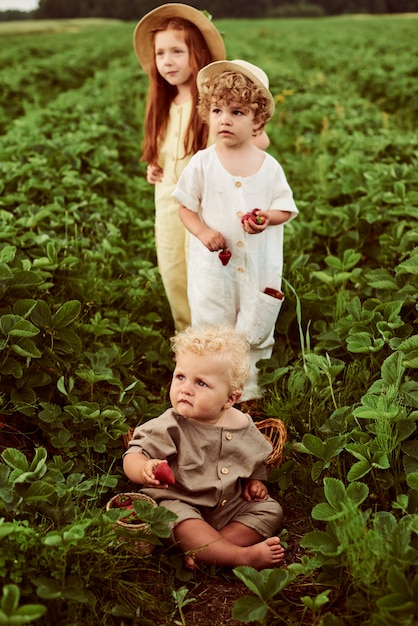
[252,131,270,150]
[123,452,169,488]
[179,204,226,251]
[242,209,291,234]
[242,478,269,502]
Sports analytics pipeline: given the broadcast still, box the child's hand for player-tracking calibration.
[242,479,268,502]
[197,226,226,252]
[146,163,163,184]
[242,209,270,234]
[141,459,168,488]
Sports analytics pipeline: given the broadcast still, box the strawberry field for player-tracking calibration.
[0,14,417,626]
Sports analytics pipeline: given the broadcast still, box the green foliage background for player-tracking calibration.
[0,15,417,626]
[2,0,418,20]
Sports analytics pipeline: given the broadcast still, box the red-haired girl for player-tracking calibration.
[133,4,225,331]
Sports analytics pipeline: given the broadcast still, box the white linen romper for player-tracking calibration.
[173,145,298,400]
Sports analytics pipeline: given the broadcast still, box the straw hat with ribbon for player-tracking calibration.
[133,3,226,75]
[197,59,275,119]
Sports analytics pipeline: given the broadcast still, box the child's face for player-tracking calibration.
[170,351,237,424]
[154,28,193,89]
[209,100,256,148]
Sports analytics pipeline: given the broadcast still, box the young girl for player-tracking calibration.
[172,60,299,400]
[133,4,226,332]
[123,324,284,570]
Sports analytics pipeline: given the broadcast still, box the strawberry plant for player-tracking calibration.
[0,14,417,625]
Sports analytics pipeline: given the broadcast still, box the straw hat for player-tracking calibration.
[133,3,226,75]
[197,59,275,118]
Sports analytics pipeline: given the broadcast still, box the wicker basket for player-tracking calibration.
[255,418,287,470]
[106,492,158,555]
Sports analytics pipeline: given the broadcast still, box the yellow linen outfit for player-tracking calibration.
[124,409,283,538]
[154,100,193,331]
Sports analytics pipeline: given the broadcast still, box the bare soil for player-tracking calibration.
[178,490,312,626]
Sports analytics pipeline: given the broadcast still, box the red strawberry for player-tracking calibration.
[154,460,176,485]
[113,493,132,508]
[241,209,266,226]
[264,287,284,300]
[121,504,139,522]
[218,248,232,266]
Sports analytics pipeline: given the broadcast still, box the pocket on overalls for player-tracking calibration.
[236,288,284,347]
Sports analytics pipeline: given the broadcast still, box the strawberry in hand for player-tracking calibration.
[241,209,266,227]
[218,248,232,266]
[154,460,176,485]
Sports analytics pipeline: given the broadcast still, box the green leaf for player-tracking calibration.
[29,447,48,473]
[19,481,56,501]
[347,332,384,353]
[233,566,267,599]
[397,334,418,352]
[55,328,82,352]
[14,604,47,621]
[311,502,344,521]
[0,522,16,541]
[0,245,16,264]
[347,459,371,481]
[406,471,418,490]
[301,589,331,610]
[1,449,28,472]
[302,434,327,460]
[402,440,418,460]
[364,269,398,290]
[0,315,38,338]
[11,339,42,358]
[0,357,23,377]
[380,351,405,387]
[311,459,326,481]
[300,530,341,555]
[387,565,411,597]
[1,584,19,616]
[30,300,52,328]
[346,481,368,505]
[52,300,81,328]
[323,477,345,510]
[231,596,267,623]
[11,270,43,288]
[0,264,13,281]
[34,578,61,600]
[42,532,64,547]
[396,254,418,276]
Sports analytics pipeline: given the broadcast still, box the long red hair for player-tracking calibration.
[140,18,214,165]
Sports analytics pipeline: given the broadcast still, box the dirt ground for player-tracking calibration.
[179,491,312,626]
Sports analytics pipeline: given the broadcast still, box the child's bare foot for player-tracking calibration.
[242,537,284,570]
[180,536,284,570]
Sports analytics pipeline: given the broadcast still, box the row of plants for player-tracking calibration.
[0,15,417,625]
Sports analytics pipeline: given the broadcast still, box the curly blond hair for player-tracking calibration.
[197,71,272,135]
[170,325,250,394]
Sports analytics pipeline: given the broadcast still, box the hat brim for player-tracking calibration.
[133,3,226,75]
[197,60,275,118]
